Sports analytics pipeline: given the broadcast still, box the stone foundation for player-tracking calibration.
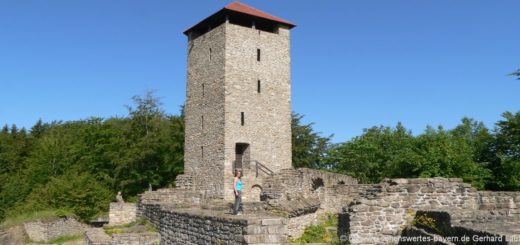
[23,217,88,242]
[112,232,160,245]
[109,202,137,226]
[137,168,520,244]
[343,178,520,244]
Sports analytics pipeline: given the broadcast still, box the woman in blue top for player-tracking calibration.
[233,169,244,215]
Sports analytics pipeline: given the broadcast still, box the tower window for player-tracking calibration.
[201,146,204,160]
[241,112,245,126]
[209,48,212,61]
[257,49,261,61]
[257,80,261,93]
[202,83,205,97]
[201,115,204,130]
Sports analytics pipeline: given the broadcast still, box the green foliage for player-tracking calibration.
[413,215,436,228]
[292,113,332,169]
[486,111,520,190]
[104,218,158,235]
[18,172,112,221]
[290,213,339,244]
[0,88,518,225]
[31,235,83,244]
[0,91,185,222]
[0,209,74,229]
[324,118,498,189]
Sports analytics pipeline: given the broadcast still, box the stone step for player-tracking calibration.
[248,217,286,226]
[244,234,288,244]
[245,224,287,235]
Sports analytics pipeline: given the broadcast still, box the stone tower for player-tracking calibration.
[183,2,295,201]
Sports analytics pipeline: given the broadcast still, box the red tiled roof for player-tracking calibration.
[223,2,295,26]
[184,2,295,35]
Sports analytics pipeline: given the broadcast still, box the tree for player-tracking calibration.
[324,123,419,183]
[511,69,520,80]
[292,113,331,169]
[487,111,520,190]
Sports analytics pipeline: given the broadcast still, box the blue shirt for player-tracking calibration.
[236,179,243,191]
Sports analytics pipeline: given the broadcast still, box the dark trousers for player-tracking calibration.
[233,190,242,214]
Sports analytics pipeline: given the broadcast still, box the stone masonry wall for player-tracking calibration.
[159,209,247,245]
[111,232,160,245]
[24,217,88,242]
[261,168,357,237]
[184,22,227,199]
[84,228,111,245]
[109,202,137,226]
[262,168,358,202]
[345,178,520,244]
[223,23,293,202]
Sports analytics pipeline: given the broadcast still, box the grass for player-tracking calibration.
[104,218,157,235]
[0,209,75,229]
[289,212,341,244]
[46,234,83,244]
[24,234,83,244]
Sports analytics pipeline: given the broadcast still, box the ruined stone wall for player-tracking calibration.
[111,232,160,245]
[159,209,247,245]
[84,228,111,245]
[137,188,202,226]
[262,168,357,201]
[477,191,520,216]
[260,168,357,237]
[345,178,489,244]
[109,202,137,226]
[286,212,318,238]
[24,217,88,242]
[184,23,227,199]
[223,23,293,201]
[323,184,376,214]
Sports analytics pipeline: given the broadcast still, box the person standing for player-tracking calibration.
[233,169,244,215]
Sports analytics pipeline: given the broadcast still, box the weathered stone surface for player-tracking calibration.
[23,217,88,243]
[84,228,111,245]
[111,232,160,245]
[109,202,137,226]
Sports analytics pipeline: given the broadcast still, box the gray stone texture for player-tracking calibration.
[111,232,160,245]
[183,21,292,202]
[85,228,112,245]
[342,178,520,244]
[23,217,88,242]
[109,202,137,226]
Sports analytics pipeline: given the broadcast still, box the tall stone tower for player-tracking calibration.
[183,2,295,201]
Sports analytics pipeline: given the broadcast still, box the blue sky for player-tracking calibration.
[0,0,519,142]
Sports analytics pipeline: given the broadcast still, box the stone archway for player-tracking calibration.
[250,184,263,202]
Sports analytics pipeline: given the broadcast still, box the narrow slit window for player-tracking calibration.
[209,48,212,61]
[202,83,205,97]
[201,116,204,130]
[201,146,204,160]
[257,49,261,61]
[241,112,245,126]
[257,80,261,93]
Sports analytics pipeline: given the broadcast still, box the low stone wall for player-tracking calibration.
[159,208,248,244]
[112,232,160,245]
[346,178,479,244]
[24,217,88,242]
[262,168,357,201]
[478,191,520,216]
[109,202,137,226]
[286,212,317,238]
[344,178,520,244]
[85,228,111,245]
[259,168,357,238]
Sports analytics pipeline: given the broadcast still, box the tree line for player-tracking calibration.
[294,112,520,191]
[0,91,519,223]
